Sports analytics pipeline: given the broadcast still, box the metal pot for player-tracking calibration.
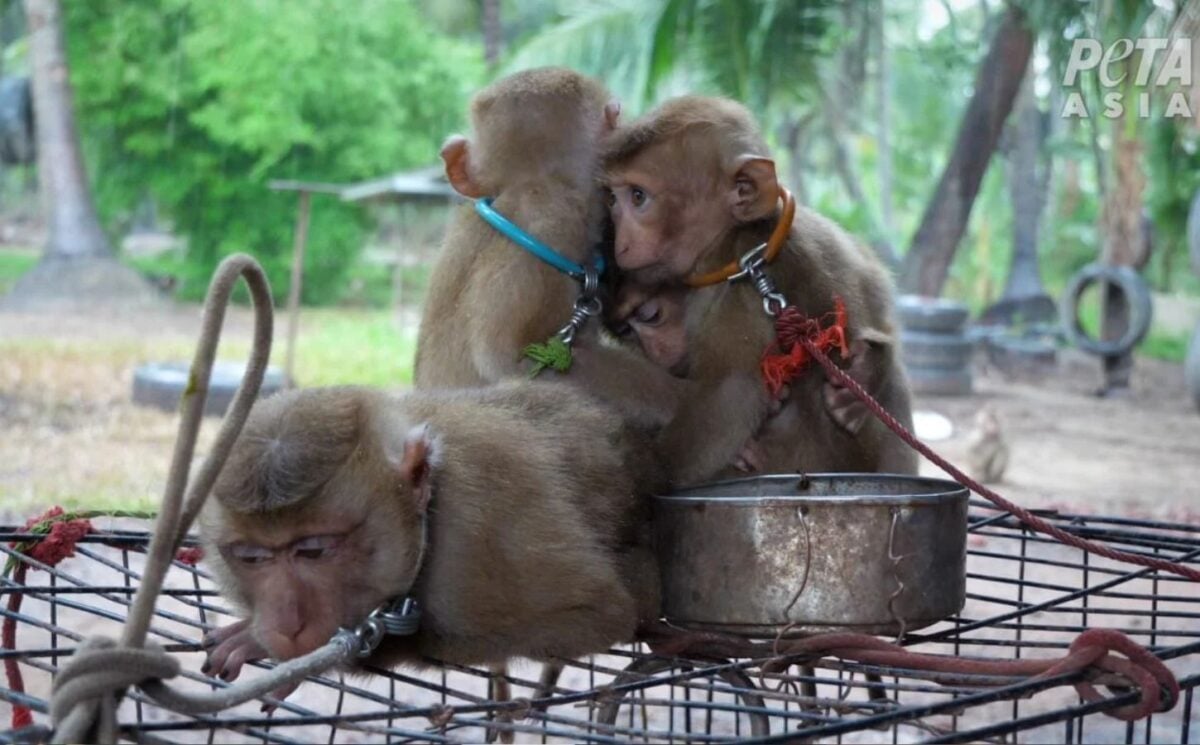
[653,474,969,638]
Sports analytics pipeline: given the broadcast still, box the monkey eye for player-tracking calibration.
[629,186,648,208]
[604,188,616,207]
[292,534,342,560]
[633,301,662,325]
[225,542,274,565]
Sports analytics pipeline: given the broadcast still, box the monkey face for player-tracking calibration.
[606,154,781,283]
[202,389,436,665]
[612,282,689,374]
[216,513,382,661]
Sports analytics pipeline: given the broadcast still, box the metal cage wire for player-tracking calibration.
[1,502,1198,744]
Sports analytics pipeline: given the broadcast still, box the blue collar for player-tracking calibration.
[474,198,605,280]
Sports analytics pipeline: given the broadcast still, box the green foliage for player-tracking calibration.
[0,249,36,294]
[1145,118,1200,293]
[64,0,483,305]
[505,0,836,113]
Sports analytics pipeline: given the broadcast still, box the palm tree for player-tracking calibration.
[3,0,155,310]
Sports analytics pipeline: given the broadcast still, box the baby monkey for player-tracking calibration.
[199,383,661,694]
[609,281,880,441]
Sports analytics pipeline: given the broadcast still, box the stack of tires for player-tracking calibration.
[896,296,973,396]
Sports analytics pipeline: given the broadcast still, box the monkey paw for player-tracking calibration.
[202,619,268,683]
[733,436,766,473]
[823,382,870,435]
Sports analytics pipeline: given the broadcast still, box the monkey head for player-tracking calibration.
[440,67,621,199]
[199,388,437,662]
[602,96,781,283]
[609,281,690,376]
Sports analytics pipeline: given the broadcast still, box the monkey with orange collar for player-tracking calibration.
[199,383,662,696]
[602,96,917,486]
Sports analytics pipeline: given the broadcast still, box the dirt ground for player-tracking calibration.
[2,304,1198,519]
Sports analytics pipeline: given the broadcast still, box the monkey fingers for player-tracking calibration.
[204,622,268,682]
[733,435,767,473]
[259,680,302,714]
[823,383,871,435]
[201,617,250,649]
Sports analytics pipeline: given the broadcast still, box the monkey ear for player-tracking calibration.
[604,100,621,131]
[398,424,440,513]
[729,155,780,223]
[440,135,486,198]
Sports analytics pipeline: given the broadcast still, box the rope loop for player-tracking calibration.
[50,638,180,725]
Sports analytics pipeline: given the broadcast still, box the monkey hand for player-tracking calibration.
[202,618,268,683]
[823,339,873,435]
[733,435,767,473]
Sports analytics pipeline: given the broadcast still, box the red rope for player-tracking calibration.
[796,335,1200,582]
[644,626,1178,721]
[760,299,849,397]
[3,507,95,729]
[3,563,32,729]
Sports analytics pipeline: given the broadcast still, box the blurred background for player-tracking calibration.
[0,0,1198,515]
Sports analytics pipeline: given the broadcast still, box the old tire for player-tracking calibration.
[900,330,974,370]
[896,295,970,334]
[907,366,973,396]
[1061,263,1153,357]
[133,361,286,417]
[1186,323,1200,412]
[985,333,1057,379]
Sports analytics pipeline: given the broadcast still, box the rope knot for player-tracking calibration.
[50,637,180,740]
[1065,628,1180,721]
[760,298,849,397]
[11,508,93,570]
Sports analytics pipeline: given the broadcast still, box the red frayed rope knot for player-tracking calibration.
[2,507,206,730]
[4,508,94,729]
[760,298,849,397]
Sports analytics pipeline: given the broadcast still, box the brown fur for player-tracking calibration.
[414,67,682,427]
[603,96,918,486]
[199,383,662,679]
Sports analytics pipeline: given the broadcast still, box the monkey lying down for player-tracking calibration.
[198,382,661,689]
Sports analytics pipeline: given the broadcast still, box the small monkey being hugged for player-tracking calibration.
[415,67,682,426]
[603,96,917,485]
[199,383,661,687]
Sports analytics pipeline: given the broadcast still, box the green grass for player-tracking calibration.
[0,249,37,294]
[289,309,416,386]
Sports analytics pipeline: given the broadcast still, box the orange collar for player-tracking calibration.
[684,187,796,288]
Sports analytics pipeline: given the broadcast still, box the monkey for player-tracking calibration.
[608,279,889,440]
[413,67,684,428]
[965,405,1009,484]
[602,96,918,486]
[198,382,662,696]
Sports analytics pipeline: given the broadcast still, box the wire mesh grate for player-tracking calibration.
[1,503,1198,743]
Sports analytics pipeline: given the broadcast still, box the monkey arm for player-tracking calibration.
[567,340,689,429]
[656,369,771,487]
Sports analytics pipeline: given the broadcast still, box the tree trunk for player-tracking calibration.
[2,0,157,310]
[25,0,109,259]
[898,6,1033,296]
[1002,71,1048,299]
[481,0,502,69]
